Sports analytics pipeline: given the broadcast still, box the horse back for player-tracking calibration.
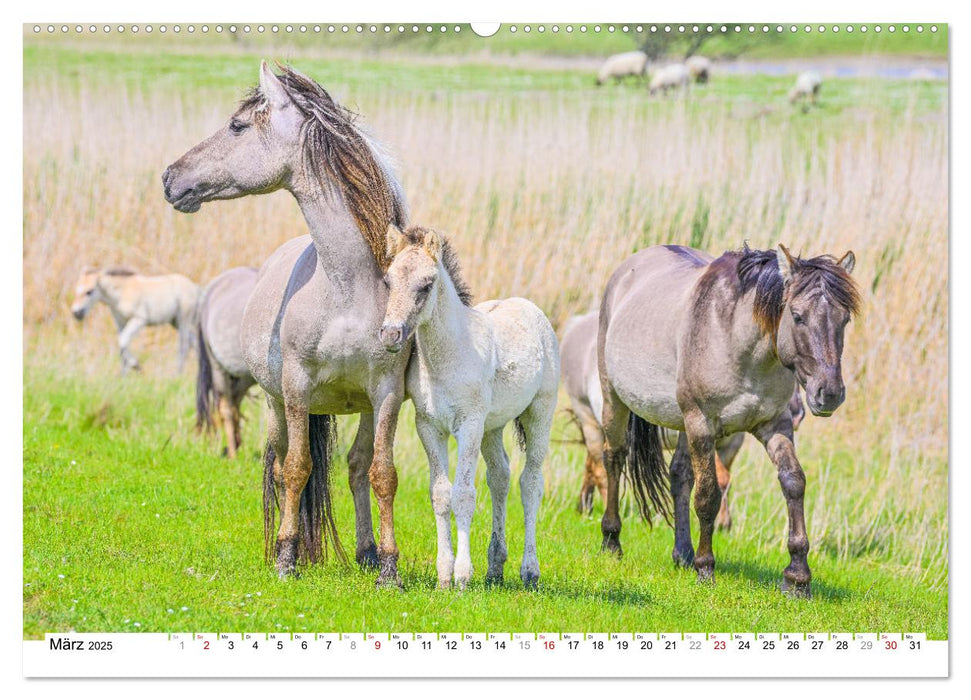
[599,245,715,429]
[201,267,258,378]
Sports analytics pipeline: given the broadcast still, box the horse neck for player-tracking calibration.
[291,185,381,298]
[735,289,785,369]
[414,269,475,370]
[95,275,124,309]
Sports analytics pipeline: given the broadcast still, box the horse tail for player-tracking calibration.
[513,417,527,452]
[302,414,347,565]
[624,413,673,528]
[262,415,348,566]
[194,320,214,433]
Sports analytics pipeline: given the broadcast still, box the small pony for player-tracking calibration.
[380,225,560,589]
[70,266,200,373]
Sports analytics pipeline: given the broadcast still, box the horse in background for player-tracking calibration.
[70,266,200,373]
[164,63,410,585]
[195,267,259,459]
[560,310,806,526]
[381,225,560,589]
[597,243,858,597]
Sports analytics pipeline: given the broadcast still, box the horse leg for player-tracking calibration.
[683,410,719,583]
[669,433,695,567]
[599,387,630,557]
[451,419,485,589]
[416,415,454,588]
[752,415,811,597]
[218,395,239,459]
[346,416,378,569]
[117,317,145,373]
[368,381,405,589]
[576,409,605,514]
[176,322,190,373]
[715,433,744,531]
[480,429,510,586]
[518,395,555,589]
[274,398,312,579]
[262,396,288,565]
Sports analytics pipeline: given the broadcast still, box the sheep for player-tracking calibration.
[789,71,822,105]
[686,55,712,83]
[596,51,649,86]
[648,63,690,96]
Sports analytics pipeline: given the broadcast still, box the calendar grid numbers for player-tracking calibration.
[25,631,943,677]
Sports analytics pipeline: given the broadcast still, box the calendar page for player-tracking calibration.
[21,17,949,679]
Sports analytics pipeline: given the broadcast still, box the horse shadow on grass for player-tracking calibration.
[714,556,853,602]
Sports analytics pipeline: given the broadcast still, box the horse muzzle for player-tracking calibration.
[71,307,86,321]
[379,322,409,354]
[806,384,845,417]
[162,166,204,214]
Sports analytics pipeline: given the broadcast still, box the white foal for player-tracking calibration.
[380,225,560,589]
[70,266,200,373]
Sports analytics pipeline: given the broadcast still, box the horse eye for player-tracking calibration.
[419,282,433,294]
[86,289,94,296]
[381,275,390,288]
[792,311,805,325]
[229,118,249,134]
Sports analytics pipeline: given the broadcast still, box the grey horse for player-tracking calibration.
[560,310,805,523]
[196,267,259,459]
[597,243,858,597]
[163,63,410,586]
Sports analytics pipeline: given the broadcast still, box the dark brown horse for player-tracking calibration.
[597,243,858,597]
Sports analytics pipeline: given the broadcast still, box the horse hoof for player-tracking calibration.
[782,575,812,599]
[715,519,733,532]
[672,548,695,568]
[693,554,715,584]
[275,538,298,579]
[485,574,504,588]
[356,544,379,570]
[520,572,540,590]
[375,574,403,591]
[601,533,623,558]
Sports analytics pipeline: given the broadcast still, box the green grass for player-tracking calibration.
[23,361,947,639]
[23,42,948,121]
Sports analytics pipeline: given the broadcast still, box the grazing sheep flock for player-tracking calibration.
[597,51,826,109]
[596,50,649,85]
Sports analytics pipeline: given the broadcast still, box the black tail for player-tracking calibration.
[513,417,527,452]
[195,320,214,432]
[262,414,347,566]
[625,413,673,527]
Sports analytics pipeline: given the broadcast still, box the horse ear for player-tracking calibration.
[423,231,444,261]
[776,244,796,284]
[838,250,856,274]
[259,60,292,110]
[385,224,407,258]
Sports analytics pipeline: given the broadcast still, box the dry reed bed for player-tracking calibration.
[24,78,948,583]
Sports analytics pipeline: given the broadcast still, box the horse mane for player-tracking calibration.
[240,65,408,270]
[101,266,137,277]
[733,244,861,335]
[401,226,473,307]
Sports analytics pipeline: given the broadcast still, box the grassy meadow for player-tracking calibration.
[23,30,948,638]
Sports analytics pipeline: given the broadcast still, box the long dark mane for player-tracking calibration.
[734,244,861,335]
[401,226,474,306]
[240,65,408,270]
